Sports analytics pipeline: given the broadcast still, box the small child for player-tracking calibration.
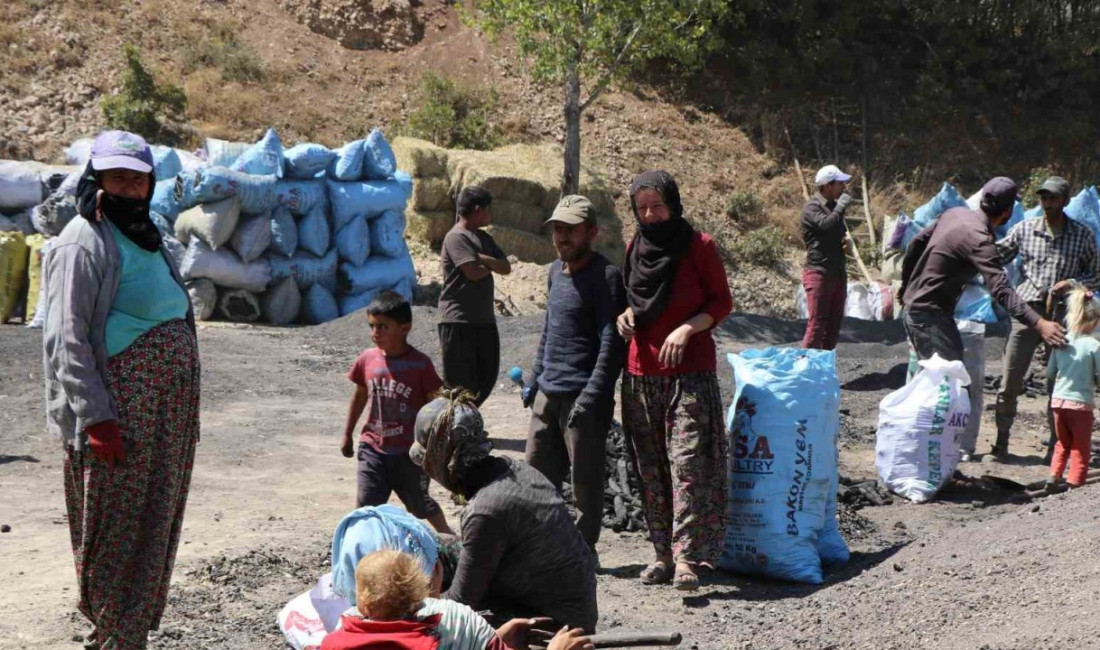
[341,291,452,534]
[1046,288,1100,490]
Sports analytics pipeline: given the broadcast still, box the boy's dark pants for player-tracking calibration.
[357,443,441,518]
[525,391,610,548]
[438,323,500,406]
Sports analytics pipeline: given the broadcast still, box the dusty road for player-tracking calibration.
[1,310,1092,650]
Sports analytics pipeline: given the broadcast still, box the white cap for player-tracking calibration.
[814,164,852,186]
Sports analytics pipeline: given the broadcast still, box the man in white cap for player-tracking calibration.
[522,194,625,552]
[800,164,853,349]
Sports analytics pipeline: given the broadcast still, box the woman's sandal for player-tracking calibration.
[673,566,700,592]
[639,561,673,585]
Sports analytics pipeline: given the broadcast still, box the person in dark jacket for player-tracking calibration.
[800,164,854,349]
[410,389,598,632]
[900,176,1065,365]
[523,194,626,551]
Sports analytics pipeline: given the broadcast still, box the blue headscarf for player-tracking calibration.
[330,505,440,605]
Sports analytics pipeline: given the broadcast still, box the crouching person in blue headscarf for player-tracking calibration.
[321,505,594,650]
[410,388,599,633]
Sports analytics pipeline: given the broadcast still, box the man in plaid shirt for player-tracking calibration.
[993,176,1100,459]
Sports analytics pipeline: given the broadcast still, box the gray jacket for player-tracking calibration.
[42,218,195,451]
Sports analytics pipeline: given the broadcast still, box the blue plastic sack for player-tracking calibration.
[362,129,397,180]
[285,143,337,179]
[269,206,298,257]
[298,203,331,257]
[151,211,173,236]
[913,182,966,230]
[391,275,414,302]
[328,140,365,181]
[175,166,278,214]
[369,209,406,258]
[276,180,327,217]
[232,128,284,178]
[339,253,415,295]
[1066,186,1100,252]
[336,214,372,266]
[954,282,997,323]
[339,288,381,316]
[1024,204,1042,218]
[205,138,251,168]
[151,179,180,221]
[302,283,339,324]
[328,178,412,227]
[267,248,338,292]
[718,348,845,584]
[152,146,182,182]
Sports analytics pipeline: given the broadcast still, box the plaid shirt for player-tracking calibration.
[996,215,1100,302]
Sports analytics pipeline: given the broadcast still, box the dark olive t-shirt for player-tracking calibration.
[438,225,506,324]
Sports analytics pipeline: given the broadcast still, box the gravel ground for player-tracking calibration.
[0,312,1083,650]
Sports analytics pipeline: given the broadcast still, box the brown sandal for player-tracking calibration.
[673,566,700,591]
[639,561,673,585]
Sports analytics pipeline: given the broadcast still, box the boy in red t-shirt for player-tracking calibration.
[340,291,453,534]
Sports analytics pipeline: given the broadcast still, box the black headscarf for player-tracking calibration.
[624,170,695,328]
[75,162,162,252]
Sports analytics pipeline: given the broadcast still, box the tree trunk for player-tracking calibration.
[562,66,582,196]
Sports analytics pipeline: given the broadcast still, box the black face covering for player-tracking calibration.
[75,162,162,252]
[623,170,695,328]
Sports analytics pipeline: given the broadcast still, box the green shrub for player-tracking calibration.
[1019,166,1058,203]
[725,190,765,227]
[729,225,788,269]
[182,21,264,83]
[101,44,187,142]
[404,72,502,150]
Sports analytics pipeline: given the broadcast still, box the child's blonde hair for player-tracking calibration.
[1066,287,1100,334]
[355,550,429,620]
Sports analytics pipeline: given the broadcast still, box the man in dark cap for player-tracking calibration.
[523,194,625,552]
[991,176,1100,458]
[900,176,1066,368]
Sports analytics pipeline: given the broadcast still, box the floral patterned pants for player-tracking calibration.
[621,371,728,564]
[64,319,200,650]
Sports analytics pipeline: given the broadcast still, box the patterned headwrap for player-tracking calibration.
[409,388,492,495]
[330,504,440,605]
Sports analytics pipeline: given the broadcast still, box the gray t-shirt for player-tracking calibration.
[438,224,506,324]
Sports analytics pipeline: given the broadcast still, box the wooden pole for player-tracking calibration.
[847,234,875,286]
[784,127,810,201]
[862,174,876,247]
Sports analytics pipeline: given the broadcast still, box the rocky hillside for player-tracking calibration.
[0,0,887,317]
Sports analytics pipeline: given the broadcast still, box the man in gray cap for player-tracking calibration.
[900,176,1066,374]
[523,195,626,551]
[991,176,1100,459]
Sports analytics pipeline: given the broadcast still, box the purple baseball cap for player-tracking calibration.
[980,176,1020,215]
[90,130,154,174]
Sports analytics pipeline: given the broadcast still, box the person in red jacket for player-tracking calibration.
[615,170,733,592]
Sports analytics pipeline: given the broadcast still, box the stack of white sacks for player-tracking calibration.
[136,127,415,325]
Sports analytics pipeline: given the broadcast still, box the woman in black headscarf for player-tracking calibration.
[42,130,199,649]
[615,170,733,591]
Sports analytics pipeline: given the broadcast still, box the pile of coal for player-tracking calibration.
[838,474,894,510]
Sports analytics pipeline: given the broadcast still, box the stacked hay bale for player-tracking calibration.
[393,137,624,264]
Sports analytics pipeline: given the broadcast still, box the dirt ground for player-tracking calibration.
[1,310,1093,650]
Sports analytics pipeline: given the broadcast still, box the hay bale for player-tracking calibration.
[391,137,449,178]
[492,200,547,234]
[487,225,557,265]
[405,209,454,249]
[411,176,454,212]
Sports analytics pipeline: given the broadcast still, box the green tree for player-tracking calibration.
[467,0,730,194]
[101,44,187,142]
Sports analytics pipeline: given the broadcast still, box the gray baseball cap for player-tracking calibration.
[1037,176,1070,199]
[545,195,595,225]
[90,130,154,174]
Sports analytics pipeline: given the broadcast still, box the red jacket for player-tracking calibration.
[627,232,733,376]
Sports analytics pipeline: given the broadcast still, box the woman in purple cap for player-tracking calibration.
[42,130,199,649]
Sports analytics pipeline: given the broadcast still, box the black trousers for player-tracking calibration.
[438,322,500,406]
[904,308,964,362]
[525,391,610,548]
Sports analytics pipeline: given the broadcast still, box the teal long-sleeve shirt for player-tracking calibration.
[1047,333,1100,407]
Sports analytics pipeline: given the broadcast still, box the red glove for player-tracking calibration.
[85,420,125,466]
